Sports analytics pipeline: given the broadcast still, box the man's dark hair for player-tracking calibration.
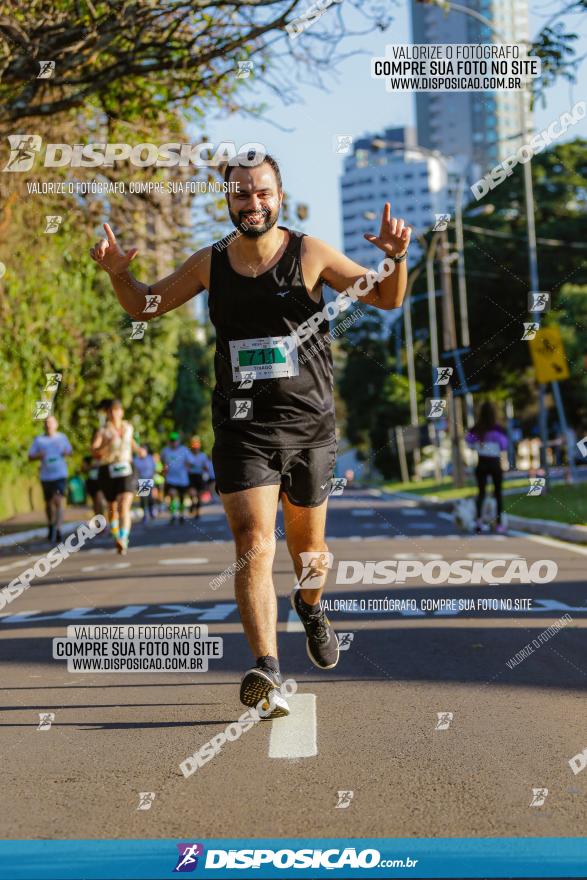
[223,153,282,191]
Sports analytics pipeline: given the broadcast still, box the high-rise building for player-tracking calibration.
[410,0,529,176]
[340,126,458,269]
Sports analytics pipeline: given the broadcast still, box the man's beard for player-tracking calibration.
[228,205,279,238]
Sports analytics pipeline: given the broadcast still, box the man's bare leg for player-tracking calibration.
[220,484,280,661]
[282,495,329,602]
[220,484,290,717]
[283,493,339,670]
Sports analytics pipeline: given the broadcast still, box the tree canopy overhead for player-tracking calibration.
[0,0,394,125]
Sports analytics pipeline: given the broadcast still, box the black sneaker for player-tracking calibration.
[55,529,63,543]
[239,667,290,719]
[47,525,55,543]
[291,589,339,670]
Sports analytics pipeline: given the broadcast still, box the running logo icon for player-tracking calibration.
[33,400,53,420]
[45,215,63,233]
[236,61,253,78]
[426,398,446,419]
[435,366,453,385]
[137,479,154,497]
[527,477,546,496]
[334,135,353,154]
[522,322,539,341]
[143,294,161,313]
[37,60,55,78]
[237,371,254,390]
[3,135,42,172]
[329,477,347,496]
[174,843,204,872]
[528,291,550,312]
[435,712,454,730]
[298,551,334,589]
[338,632,354,651]
[130,321,148,340]
[37,712,55,731]
[529,788,548,807]
[335,790,354,809]
[44,373,62,393]
[230,399,253,420]
[433,213,451,232]
[137,792,156,811]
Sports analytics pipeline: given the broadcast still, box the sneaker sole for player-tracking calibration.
[290,590,340,671]
[239,669,289,719]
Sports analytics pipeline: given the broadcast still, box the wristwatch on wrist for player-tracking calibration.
[390,249,408,263]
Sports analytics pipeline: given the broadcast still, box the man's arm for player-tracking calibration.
[304,203,410,311]
[89,223,210,321]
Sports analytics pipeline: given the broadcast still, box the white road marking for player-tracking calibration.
[158,558,209,565]
[286,609,304,632]
[511,531,587,557]
[351,510,374,517]
[269,694,317,758]
[402,509,426,517]
[406,522,437,529]
[437,512,454,522]
[467,553,521,560]
[0,560,27,573]
[81,562,131,572]
[395,553,442,560]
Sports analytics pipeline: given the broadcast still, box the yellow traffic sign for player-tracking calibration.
[528,325,570,383]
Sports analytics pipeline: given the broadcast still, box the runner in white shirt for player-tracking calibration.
[187,435,213,520]
[28,415,72,543]
[161,432,196,524]
[92,399,145,553]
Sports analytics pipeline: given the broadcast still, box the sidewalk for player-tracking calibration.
[0,506,94,548]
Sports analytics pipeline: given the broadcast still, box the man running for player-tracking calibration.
[160,432,195,524]
[90,153,410,717]
[28,415,72,543]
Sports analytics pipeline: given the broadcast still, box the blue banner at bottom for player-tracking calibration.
[1,838,586,879]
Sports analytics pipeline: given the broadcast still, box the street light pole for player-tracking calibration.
[425,0,551,477]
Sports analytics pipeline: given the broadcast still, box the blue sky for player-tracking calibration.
[206,1,587,249]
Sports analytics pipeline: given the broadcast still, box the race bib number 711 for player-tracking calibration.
[229,336,299,382]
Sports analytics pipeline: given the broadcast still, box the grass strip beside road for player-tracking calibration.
[384,479,587,525]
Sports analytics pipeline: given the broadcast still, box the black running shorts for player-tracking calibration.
[212,442,337,507]
[98,465,137,503]
[41,478,67,502]
[188,473,205,491]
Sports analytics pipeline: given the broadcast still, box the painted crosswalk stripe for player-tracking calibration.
[286,609,304,632]
[269,694,317,758]
[402,509,426,516]
[81,562,131,572]
[467,552,520,560]
[158,558,208,565]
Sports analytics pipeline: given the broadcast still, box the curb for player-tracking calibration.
[389,491,587,546]
[0,509,143,550]
[0,520,85,549]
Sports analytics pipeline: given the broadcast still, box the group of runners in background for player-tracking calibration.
[28,399,215,555]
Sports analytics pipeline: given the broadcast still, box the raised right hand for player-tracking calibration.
[89,223,138,275]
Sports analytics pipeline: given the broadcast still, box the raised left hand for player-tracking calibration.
[364,202,411,257]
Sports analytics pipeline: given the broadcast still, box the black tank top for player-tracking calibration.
[208,227,335,450]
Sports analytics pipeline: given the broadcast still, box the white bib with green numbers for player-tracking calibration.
[229,335,299,382]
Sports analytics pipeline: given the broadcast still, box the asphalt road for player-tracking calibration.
[0,489,586,841]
